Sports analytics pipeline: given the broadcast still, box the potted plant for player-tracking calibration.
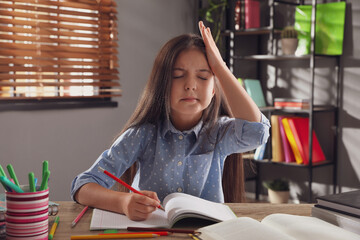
[263,178,290,203]
[199,0,227,44]
[281,26,298,55]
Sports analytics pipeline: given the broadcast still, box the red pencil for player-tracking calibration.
[97,166,164,210]
[71,205,89,228]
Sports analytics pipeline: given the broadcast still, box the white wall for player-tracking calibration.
[0,0,197,201]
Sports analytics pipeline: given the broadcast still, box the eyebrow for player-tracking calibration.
[172,68,212,74]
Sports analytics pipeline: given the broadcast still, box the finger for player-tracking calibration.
[136,194,160,208]
[140,190,161,203]
[199,21,205,38]
[134,203,157,214]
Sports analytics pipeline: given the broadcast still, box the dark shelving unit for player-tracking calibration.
[223,0,343,202]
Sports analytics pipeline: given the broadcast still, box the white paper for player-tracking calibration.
[90,208,169,230]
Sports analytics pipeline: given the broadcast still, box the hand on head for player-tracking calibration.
[121,190,161,221]
[198,21,225,72]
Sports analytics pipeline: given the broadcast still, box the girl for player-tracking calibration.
[71,21,270,221]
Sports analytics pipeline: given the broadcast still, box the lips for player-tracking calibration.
[181,97,198,102]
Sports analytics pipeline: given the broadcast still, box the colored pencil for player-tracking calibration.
[98,166,164,210]
[71,205,89,228]
[189,233,202,240]
[28,172,36,192]
[7,164,20,187]
[99,232,171,236]
[0,176,24,193]
[48,216,59,240]
[127,227,197,234]
[70,233,160,239]
[40,170,50,191]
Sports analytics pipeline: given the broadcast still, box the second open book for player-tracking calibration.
[199,213,360,240]
[90,192,236,230]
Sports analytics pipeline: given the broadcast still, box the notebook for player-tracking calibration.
[90,192,236,230]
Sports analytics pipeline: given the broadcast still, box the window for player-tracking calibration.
[0,0,120,108]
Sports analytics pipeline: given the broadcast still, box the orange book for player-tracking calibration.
[271,115,284,162]
[287,117,326,164]
[282,118,303,164]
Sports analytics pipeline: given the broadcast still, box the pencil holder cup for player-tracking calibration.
[5,186,49,240]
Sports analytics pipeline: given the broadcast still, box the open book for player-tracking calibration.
[90,192,236,230]
[198,213,360,240]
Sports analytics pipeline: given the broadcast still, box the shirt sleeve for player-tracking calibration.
[217,113,270,157]
[70,124,155,201]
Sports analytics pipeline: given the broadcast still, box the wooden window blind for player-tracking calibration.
[0,0,120,101]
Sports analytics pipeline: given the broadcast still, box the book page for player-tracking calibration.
[261,214,360,240]
[199,217,294,240]
[163,193,236,226]
[90,208,169,230]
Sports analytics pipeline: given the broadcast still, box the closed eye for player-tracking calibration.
[173,75,184,79]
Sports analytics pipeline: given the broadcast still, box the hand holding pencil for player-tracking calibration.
[98,166,163,221]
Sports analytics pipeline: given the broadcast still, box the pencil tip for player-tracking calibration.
[71,222,76,228]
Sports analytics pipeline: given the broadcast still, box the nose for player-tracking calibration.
[184,75,196,91]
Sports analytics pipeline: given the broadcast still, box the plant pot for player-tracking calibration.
[268,189,290,203]
[281,38,298,55]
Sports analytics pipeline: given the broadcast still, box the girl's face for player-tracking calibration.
[170,48,215,129]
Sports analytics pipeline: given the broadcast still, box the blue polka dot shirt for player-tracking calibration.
[71,114,270,203]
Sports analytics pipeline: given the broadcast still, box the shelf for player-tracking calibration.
[274,0,302,5]
[260,106,337,114]
[253,159,334,168]
[222,27,281,36]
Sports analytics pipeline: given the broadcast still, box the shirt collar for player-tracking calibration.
[161,117,203,139]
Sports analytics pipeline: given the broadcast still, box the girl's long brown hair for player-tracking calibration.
[116,34,245,203]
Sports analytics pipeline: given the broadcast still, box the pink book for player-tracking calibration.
[278,116,295,163]
[245,0,260,29]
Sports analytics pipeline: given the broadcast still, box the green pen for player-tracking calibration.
[0,164,6,177]
[42,161,49,179]
[0,165,8,191]
[7,164,20,187]
[0,176,24,193]
[28,172,36,192]
[40,170,50,191]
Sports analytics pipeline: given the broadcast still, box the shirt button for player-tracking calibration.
[178,135,183,140]
[177,161,182,166]
[177,187,183,192]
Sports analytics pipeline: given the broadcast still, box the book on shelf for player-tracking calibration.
[271,115,284,162]
[316,190,360,218]
[197,213,360,240]
[281,118,304,164]
[234,0,245,30]
[274,98,310,110]
[243,79,266,108]
[0,193,59,219]
[311,205,360,235]
[254,142,266,160]
[90,192,236,230]
[287,117,326,165]
[278,116,295,163]
[244,0,260,29]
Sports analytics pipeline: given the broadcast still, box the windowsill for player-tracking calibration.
[0,99,118,111]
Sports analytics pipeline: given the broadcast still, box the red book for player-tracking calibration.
[245,0,260,29]
[287,117,326,165]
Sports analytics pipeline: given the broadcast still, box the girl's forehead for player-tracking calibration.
[173,48,209,68]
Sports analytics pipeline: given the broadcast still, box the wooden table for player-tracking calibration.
[52,201,313,239]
